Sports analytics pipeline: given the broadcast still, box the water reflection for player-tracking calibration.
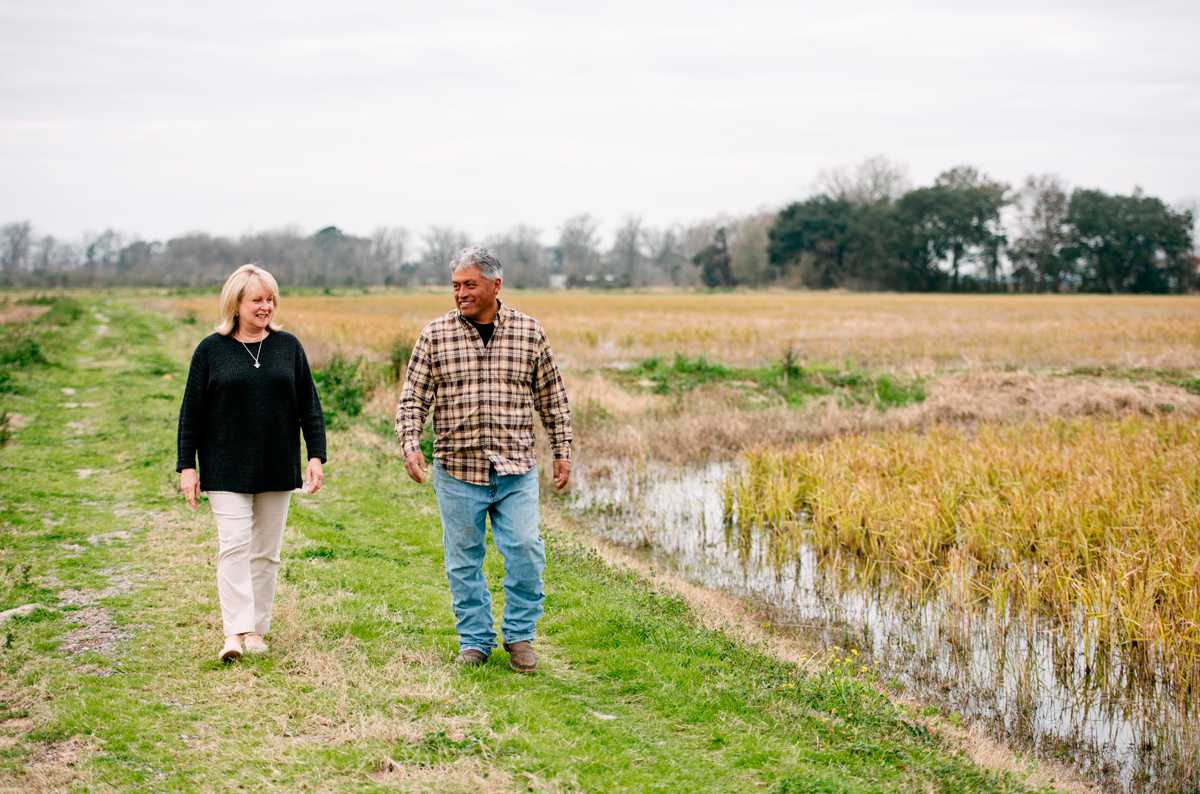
[568,460,1199,793]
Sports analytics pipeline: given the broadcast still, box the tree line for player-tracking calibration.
[760,160,1196,293]
[2,157,1195,293]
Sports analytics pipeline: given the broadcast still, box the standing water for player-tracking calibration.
[568,460,1199,793]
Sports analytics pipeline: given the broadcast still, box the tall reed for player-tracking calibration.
[725,417,1200,679]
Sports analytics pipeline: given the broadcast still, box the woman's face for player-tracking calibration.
[237,278,274,337]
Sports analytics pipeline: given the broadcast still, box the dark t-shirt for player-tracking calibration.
[176,331,326,492]
[467,318,495,347]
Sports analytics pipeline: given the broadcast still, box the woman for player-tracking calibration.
[176,263,326,662]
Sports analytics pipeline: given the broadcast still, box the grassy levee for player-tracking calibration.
[0,295,1044,792]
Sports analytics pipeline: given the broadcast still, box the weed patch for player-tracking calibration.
[388,336,414,383]
[41,298,84,326]
[618,352,925,410]
[0,297,89,397]
[313,353,365,429]
[0,336,47,369]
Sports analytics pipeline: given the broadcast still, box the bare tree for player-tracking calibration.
[1,221,33,277]
[33,234,58,271]
[420,226,470,284]
[1177,196,1200,257]
[816,155,911,205]
[1011,174,1072,291]
[370,226,410,284]
[240,225,313,285]
[82,229,124,272]
[608,216,647,286]
[487,225,547,288]
[728,211,775,285]
[557,214,602,284]
[161,232,237,286]
[644,224,691,286]
[31,234,79,284]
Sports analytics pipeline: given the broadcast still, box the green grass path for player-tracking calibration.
[0,295,1044,792]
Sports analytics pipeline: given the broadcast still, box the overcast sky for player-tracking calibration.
[2,0,1197,245]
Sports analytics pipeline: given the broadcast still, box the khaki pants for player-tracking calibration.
[208,491,291,636]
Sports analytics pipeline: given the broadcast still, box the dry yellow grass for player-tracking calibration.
[163,290,1200,371]
[565,369,1200,464]
[725,416,1200,679]
[0,304,49,325]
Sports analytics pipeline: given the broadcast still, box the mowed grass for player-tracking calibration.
[724,419,1200,683]
[0,296,1044,791]
[160,290,1200,372]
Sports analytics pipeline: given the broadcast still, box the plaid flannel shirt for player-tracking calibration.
[395,302,572,485]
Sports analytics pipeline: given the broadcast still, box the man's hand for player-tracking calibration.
[180,468,200,509]
[552,458,571,491]
[405,451,429,483]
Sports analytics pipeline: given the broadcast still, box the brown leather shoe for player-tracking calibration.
[503,641,536,673]
[456,648,488,667]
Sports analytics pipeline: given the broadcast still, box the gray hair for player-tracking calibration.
[449,246,503,281]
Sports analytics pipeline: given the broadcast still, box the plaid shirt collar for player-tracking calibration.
[452,300,512,328]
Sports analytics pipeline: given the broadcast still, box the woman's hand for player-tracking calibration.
[180,468,200,509]
[305,458,324,494]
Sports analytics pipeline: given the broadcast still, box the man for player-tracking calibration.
[396,246,572,673]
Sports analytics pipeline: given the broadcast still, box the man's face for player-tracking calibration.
[452,265,501,321]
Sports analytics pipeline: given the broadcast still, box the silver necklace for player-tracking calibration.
[238,334,265,368]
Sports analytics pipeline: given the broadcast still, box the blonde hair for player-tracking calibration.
[215,264,283,336]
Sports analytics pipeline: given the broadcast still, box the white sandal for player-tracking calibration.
[220,636,243,662]
[243,634,269,655]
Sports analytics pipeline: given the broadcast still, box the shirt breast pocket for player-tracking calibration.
[496,347,535,388]
[432,350,474,388]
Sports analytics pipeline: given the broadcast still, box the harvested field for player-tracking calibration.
[162,291,1200,371]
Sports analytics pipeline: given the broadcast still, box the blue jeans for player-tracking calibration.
[432,459,544,654]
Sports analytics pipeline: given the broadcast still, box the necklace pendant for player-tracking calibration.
[254,362,261,368]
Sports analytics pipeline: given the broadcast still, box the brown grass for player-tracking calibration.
[368,756,521,793]
[572,371,1200,464]
[0,305,49,325]
[725,416,1200,679]
[0,736,95,793]
[159,290,1200,371]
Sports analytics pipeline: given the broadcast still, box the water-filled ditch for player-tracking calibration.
[567,460,1199,793]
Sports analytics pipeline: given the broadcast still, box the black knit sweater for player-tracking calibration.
[176,331,327,492]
